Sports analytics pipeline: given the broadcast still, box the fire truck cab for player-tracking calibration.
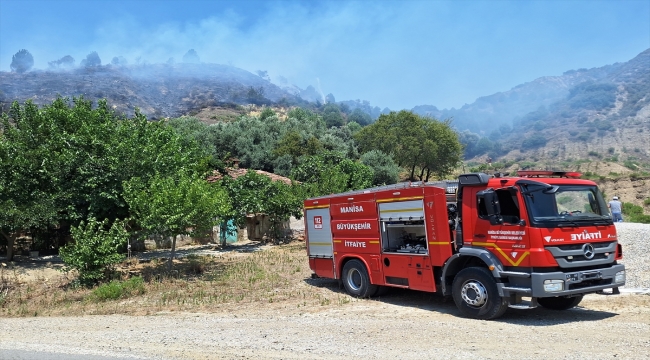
[304,171,626,319]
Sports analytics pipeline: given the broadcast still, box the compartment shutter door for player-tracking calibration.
[379,200,424,221]
[306,208,333,258]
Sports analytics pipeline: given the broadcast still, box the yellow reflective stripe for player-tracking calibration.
[428,242,449,245]
[309,242,332,246]
[369,241,380,244]
[376,196,424,203]
[333,240,341,243]
[472,242,530,266]
[305,205,329,209]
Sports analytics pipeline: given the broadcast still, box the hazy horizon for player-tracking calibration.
[1,0,649,111]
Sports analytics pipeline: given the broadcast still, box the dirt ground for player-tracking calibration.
[2,242,650,359]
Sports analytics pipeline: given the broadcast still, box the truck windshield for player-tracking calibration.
[520,184,612,227]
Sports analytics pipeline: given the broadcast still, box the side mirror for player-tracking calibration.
[477,188,503,225]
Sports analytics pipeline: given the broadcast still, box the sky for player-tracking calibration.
[1,0,649,111]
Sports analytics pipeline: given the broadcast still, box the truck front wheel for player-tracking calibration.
[342,259,378,298]
[537,295,583,310]
[452,267,508,320]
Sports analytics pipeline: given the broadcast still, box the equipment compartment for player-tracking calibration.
[381,220,428,254]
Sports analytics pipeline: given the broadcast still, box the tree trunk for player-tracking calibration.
[1,230,17,262]
[168,235,176,271]
[410,164,416,181]
[425,168,431,182]
[418,167,425,181]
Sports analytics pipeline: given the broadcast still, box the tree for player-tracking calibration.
[1,97,213,258]
[322,103,345,128]
[48,55,75,69]
[360,150,400,185]
[59,218,128,285]
[183,49,200,63]
[348,108,372,126]
[291,152,372,196]
[111,56,127,66]
[325,93,336,104]
[221,171,303,241]
[81,51,101,67]
[123,174,231,270]
[355,111,462,181]
[256,70,270,81]
[10,49,34,73]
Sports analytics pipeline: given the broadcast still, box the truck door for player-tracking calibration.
[306,207,335,278]
[378,199,435,291]
[472,187,531,268]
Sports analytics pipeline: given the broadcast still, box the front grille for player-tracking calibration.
[546,241,617,269]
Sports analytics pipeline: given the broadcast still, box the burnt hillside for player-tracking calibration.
[0,63,302,120]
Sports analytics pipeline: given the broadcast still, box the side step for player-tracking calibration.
[508,297,538,309]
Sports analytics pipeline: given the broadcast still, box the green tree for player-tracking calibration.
[123,174,231,270]
[355,111,462,181]
[322,103,345,128]
[348,108,372,126]
[291,153,372,196]
[221,171,303,241]
[10,49,34,73]
[1,98,212,258]
[360,150,400,185]
[59,218,129,285]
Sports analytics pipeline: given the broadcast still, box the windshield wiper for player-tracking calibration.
[592,220,613,226]
[557,219,580,227]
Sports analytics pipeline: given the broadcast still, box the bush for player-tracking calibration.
[91,277,145,301]
[622,202,650,224]
[59,218,128,286]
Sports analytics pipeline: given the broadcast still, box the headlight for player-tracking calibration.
[615,271,626,284]
[544,279,564,292]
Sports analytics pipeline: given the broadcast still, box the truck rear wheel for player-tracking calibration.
[537,295,583,310]
[452,267,508,320]
[342,259,378,298]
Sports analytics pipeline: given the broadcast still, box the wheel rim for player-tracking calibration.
[346,268,362,291]
[460,280,488,307]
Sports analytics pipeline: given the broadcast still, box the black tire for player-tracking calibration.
[342,259,378,298]
[452,267,508,320]
[537,295,583,310]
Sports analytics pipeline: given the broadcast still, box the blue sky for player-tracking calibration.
[1,0,649,110]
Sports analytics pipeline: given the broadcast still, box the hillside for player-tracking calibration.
[0,63,302,120]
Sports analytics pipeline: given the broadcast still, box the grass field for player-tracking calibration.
[0,241,356,317]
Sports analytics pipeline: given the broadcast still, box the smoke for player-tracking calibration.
[315,77,326,104]
[1,1,649,110]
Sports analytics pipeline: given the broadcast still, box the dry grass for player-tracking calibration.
[0,241,354,317]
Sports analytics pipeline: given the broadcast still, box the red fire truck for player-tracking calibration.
[304,171,626,319]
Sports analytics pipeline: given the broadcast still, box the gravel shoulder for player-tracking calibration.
[1,292,650,360]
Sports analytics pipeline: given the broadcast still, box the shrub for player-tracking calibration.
[60,218,128,286]
[621,202,650,223]
[91,277,145,301]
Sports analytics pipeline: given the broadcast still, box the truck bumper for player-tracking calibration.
[499,264,626,298]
